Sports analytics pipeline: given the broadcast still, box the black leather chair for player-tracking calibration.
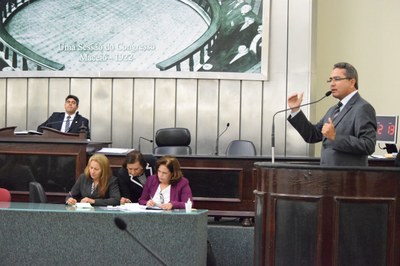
[225,140,256,156]
[153,128,192,155]
[29,181,48,203]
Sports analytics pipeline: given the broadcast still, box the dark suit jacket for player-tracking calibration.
[37,111,90,139]
[288,93,377,166]
[117,154,156,202]
[66,174,120,206]
[117,168,146,203]
[138,175,193,209]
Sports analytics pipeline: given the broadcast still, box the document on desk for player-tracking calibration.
[99,204,163,212]
[14,130,43,135]
[75,202,93,209]
[96,148,134,155]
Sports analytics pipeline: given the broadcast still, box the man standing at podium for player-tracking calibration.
[287,62,376,166]
[37,95,91,139]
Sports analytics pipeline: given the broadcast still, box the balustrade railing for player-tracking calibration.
[0,0,64,71]
[156,0,221,71]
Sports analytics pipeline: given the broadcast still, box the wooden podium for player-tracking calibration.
[0,126,89,201]
[254,162,400,266]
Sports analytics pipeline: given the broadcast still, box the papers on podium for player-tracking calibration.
[96,148,134,155]
[14,130,43,135]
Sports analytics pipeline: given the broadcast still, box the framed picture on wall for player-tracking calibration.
[0,0,270,80]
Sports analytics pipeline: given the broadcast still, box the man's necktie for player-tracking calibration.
[333,102,343,119]
[65,116,71,132]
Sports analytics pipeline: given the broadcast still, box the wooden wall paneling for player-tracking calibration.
[7,78,28,130]
[91,78,112,141]
[133,78,155,152]
[0,78,7,128]
[154,78,176,131]
[219,79,241,155]
[176,78,198,152]
[48,78,70,114]
[112,78,134,148]
[27,78,49,130]
[241,80,263,154]
[197,79,219,155]
[70,78,92,124]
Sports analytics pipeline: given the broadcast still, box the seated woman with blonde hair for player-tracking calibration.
[139,155,193,210]
[66,154,120,206]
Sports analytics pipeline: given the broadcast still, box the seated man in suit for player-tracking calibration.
[37,94,90,139]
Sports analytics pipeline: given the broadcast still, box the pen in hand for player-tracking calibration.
[148,194,159,207]
[67,192,77,205]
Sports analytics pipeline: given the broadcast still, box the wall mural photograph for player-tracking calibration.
[0,0,267,78]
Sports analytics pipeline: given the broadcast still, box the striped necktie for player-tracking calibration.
[65,116,71,132]
[333,102,343,119]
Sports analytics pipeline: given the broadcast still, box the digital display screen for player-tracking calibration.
[376,115,398,144]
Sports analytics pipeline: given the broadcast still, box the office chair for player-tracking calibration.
[225,140,256,156]
[0,187,11,202]
[29,181,48,203]
[153,127,192,155]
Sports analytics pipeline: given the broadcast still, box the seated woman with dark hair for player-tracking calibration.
[139,155,193,210]
[118,151,155,204]
[66,154,120,206]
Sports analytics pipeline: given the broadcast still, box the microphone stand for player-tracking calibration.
[138,136,153,152]
[215,123,230,155]
[114,217,167,266]
[79,121,88,138]
[271,91,332,164]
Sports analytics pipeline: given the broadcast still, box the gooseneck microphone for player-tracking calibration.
[38,120,64,132]
[114,217,167,266]
[138,136,153,152]
[271,91,332,163]
[215,122,230,155]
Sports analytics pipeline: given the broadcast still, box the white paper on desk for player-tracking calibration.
[14,130,43,135]
[75,202,93,209]
[120,204,148,212]
[96,148,134,155]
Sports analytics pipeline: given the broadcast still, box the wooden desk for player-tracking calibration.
[108,155,394,221]
[1,130,396,220]
[0,126,89,201]
[253,163,400,266]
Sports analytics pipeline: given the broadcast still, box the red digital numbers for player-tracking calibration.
[388,124,395,136]
[377,123,383,135]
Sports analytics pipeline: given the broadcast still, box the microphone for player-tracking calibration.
[79,121,87,132]
[138,136,153,152]
[271,91,332,163]
[215,122,230,155]
[114,217,167,266]
[45,120,64,127]
[38,120,64,131]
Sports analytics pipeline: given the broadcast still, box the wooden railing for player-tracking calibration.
[0,0,64,71]
[156,0,221,71]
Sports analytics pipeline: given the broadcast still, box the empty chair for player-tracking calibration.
[29,181,47,203]
[153,127,192,155]
[0,187,11,202]
[225,140,256,156]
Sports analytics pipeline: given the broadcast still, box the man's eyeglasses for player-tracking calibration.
[326,77,350,83]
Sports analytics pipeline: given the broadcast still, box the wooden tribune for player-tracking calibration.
[0,126,88,201]
[254,162,400,266]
